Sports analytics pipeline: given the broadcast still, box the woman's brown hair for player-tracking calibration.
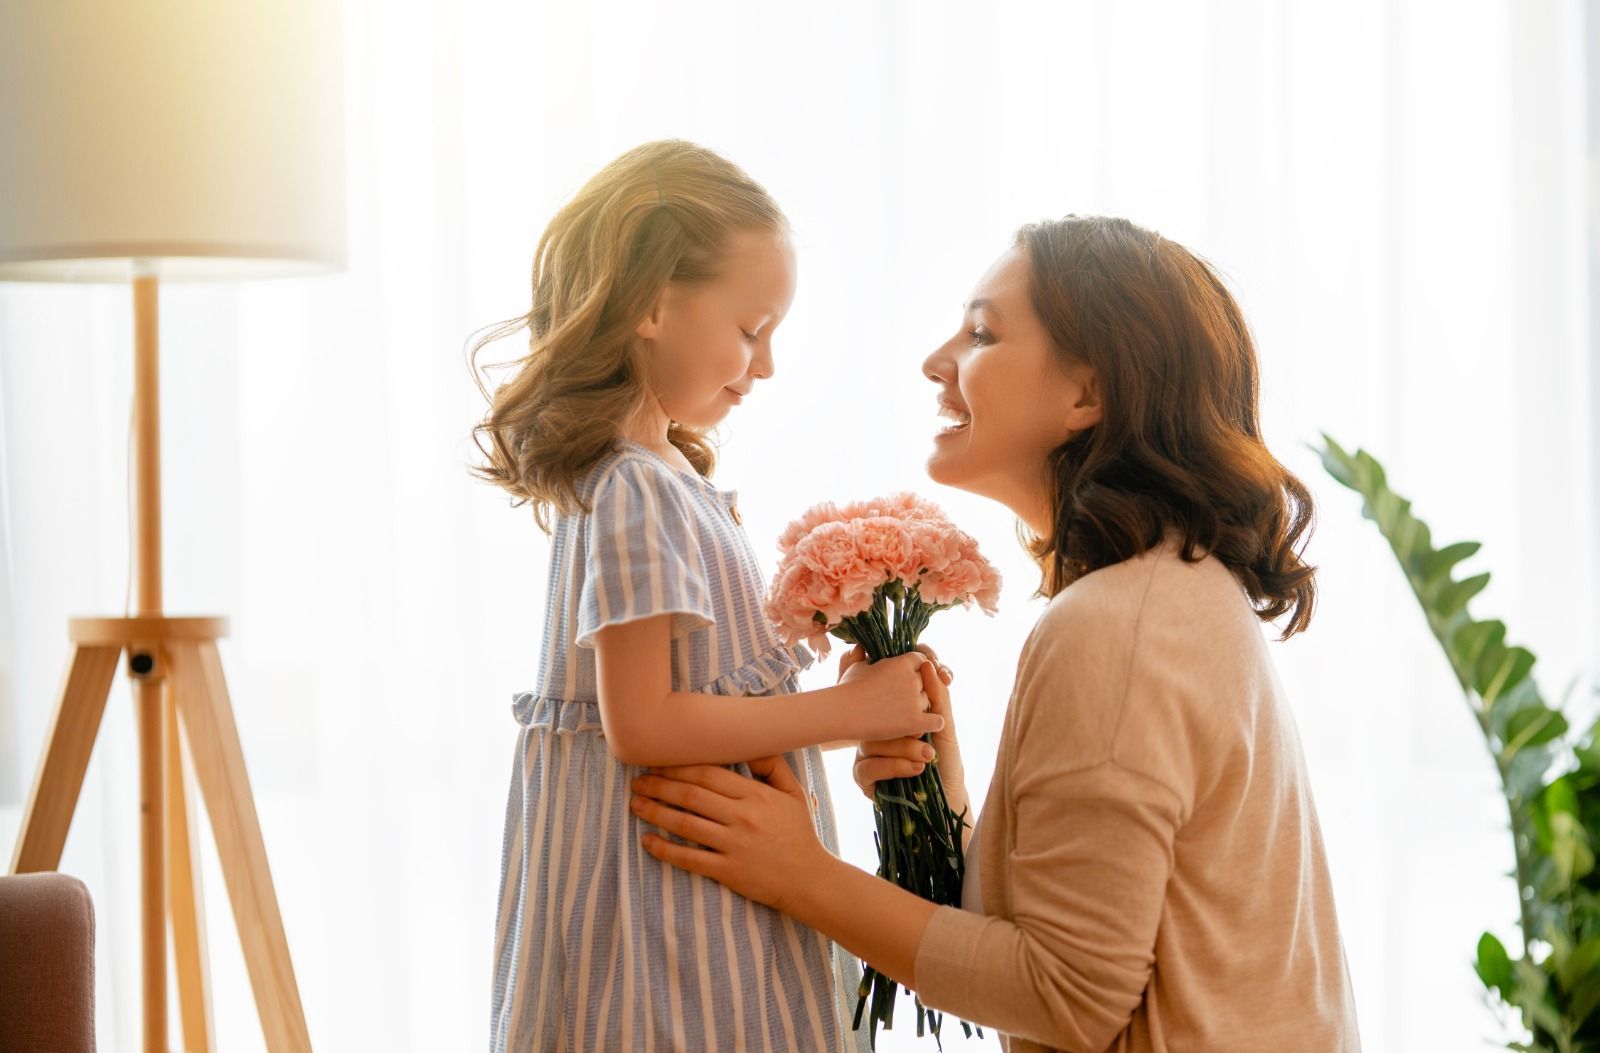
[469,140,787,532]
[1017,215,1317,638]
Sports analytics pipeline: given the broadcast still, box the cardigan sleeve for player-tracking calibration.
[913,760,1183,1051]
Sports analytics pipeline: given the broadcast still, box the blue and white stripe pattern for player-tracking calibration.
[490,439,869,1052]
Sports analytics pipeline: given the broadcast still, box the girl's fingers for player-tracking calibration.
[632,771,740,824]
[837,645,867,680]
[630,794,728,849]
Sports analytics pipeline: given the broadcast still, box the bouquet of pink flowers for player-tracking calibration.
[765,492,999,1049]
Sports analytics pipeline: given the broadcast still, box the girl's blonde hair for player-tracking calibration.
[469,139,788,532]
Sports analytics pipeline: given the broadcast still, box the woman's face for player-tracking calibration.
[921,245,1101,532]
[636,228,797,429]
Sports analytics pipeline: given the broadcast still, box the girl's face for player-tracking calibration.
[921,246,1102,533]
[636,229,797,429]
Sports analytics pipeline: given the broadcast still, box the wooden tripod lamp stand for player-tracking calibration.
[0,2,345,1050]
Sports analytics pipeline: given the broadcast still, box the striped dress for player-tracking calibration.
[490,438,870,1053]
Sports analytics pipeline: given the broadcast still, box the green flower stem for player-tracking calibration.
[838,582,980,1049]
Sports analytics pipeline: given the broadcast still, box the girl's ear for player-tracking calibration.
[635,288,668,340]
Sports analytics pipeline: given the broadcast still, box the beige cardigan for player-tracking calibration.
[914,534,1361,1052]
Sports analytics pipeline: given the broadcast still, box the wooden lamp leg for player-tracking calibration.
[9,644,120,874]
[167,680,216,1053]
[169,638,312,1052]
[134,672,167,1053]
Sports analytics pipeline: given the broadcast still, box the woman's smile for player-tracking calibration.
[935,398,971,438]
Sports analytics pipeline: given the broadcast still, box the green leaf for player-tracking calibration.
[1422,541,1482,586]
[1451,619,1505,676]
[1505,745,1554,808]
[1372,489,1406,534]
[1356,450,1389,491]
[1569,969,1600,1029]
[1477,645,1536,711]
[1505,706,1570,754]
[1476,931,1514,997]
[1541,776,1580,820]
[1557,936,1600,994]
[1393,514,1430,565]
[1549,811,1595,887]
[1434,572,1491,619]
[1574,717,1600,776]
[1312,434,1357,487]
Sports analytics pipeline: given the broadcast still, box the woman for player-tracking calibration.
[628,215,1362,1052]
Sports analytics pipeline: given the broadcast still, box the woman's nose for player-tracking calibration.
[923,338,956,383]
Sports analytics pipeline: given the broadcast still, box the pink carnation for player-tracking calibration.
[777,500,845,556]
[920,558,983,606]
[795,521,872,584]
[850,516,916,583]
[838,491,951,525]
[764,561,839,654]
[766,491,1000,657]
[975,565,1001,614]
[903,519,961,579]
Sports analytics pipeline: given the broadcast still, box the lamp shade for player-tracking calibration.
[0,0,346,282]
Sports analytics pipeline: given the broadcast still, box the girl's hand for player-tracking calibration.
[837,651,945,742]
[854,644,969,811]
[632,756,828,915]
[837,643,954,688]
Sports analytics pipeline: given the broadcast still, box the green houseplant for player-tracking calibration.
[1317,435,1600,1052]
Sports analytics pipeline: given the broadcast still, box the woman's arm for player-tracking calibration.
[592,613,942,767]
[633,752,1181,1053]
[628,753,943,987]
[907,763,1180,1051]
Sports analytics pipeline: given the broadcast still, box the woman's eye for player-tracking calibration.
[741,329,759,343]
[969,327,991,346]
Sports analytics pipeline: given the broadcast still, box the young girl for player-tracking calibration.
[471,140,943,1053]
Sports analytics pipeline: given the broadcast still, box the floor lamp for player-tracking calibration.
[0,3,345,1051]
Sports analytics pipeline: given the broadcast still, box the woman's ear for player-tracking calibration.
[1065,367,1102,431]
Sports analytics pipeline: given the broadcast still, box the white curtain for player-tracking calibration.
[1,2,1593,1050]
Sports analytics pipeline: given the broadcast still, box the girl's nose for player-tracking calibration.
[752,341,775,381]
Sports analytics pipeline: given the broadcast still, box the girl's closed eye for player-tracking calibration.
[741,328,759,343]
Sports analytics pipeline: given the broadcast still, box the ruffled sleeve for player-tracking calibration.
[574,458,717,649]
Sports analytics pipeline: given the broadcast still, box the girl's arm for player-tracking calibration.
[592,613,941,767]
